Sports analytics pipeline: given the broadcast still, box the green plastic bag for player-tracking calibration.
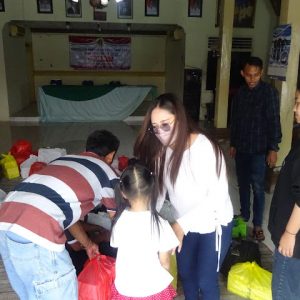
[232,216,247,238]
[0,154,20,179]
[227,261,272,300]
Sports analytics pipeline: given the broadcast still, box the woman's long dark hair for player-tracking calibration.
[134,93,223,193]
[112,161,160,233]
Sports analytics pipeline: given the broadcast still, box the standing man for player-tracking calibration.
[0,130,119,300]
[230,56,282,241]
[268,87,300,300]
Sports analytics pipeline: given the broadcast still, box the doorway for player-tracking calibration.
[206,50,251,126]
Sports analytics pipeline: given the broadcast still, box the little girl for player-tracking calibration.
[110,162,179,299]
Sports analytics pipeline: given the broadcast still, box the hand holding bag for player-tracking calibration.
[78,254,115,300]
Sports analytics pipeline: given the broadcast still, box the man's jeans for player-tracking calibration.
[235,152,266,226]
[0,231,77,300]
[272,249,300,300]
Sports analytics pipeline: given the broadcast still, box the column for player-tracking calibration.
[214,0,234,128]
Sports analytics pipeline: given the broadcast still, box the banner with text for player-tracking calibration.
[69,36,131,70]
[267,24,291,81]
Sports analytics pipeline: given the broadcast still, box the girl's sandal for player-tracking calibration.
[253,228,265,242]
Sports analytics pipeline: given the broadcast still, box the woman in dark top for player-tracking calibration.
[268,87,300,300]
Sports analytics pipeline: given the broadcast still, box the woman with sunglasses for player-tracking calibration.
[134,93,233,300]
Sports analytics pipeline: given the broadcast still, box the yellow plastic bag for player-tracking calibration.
[0,154,20,179]
[170,254,178,290]
[227,261,272,300]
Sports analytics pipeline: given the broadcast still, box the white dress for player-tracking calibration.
[110,210,179,297]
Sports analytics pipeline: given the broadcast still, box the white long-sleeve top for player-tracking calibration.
[157,134,233,235]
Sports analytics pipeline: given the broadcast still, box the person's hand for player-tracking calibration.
[229,147,236,159]
[278,231,295,257]
[84,240,99,259]
[266,150,277,168]
[172,222,184,253]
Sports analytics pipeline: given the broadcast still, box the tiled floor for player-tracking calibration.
[0,117,275,299]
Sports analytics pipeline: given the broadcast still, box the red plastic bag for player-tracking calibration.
[29,162,47,176]
[14,153,30,168]
[10,140,32,157]
[78,254,115,300]
[10,140,33,167]
[118,155,129,171]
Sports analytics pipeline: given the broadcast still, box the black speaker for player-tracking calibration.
[183,68,202,122]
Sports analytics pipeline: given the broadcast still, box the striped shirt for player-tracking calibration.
[0,152,119,252]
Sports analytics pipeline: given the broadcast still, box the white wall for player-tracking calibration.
[165,32,185,100]
[0,0,277,121]
[0,0,24,121]
[3,24,32,115]
[31,33,167,97]
[32,33,166,71]
[234,0,278,73]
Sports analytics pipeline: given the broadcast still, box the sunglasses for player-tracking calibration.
[148,119,175,134]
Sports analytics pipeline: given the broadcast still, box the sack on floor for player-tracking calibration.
[220,239,261,277]
[38,148,67,164]
[227,261,272,300]
[0,154,20,179]
[78,254,115,300]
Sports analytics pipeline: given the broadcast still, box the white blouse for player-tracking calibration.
[157,134,233,270]
[111,210,179,297]
[158,133,233,233]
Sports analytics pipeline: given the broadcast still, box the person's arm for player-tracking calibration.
[278,203,300,257]
[171,222,184,253]
[229,147,236,159]
[68,221,99,259]
[159,251,171,271]
[278,158,300,256]
[266,86,282,167]
[266,150,277,168]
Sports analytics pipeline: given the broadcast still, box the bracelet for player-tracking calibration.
[285,229,297,236]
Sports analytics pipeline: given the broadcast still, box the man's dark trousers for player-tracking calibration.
[235,152,266,226]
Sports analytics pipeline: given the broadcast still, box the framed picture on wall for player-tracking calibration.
[216,0,256,28]
[145,0,159,17]
[37,0,53,14]
[188,0,202,17]
[66,0,82,18]
[93,1,107,21]
[0,0,5,12]
[117,0,133,19]
[233,0,256,27]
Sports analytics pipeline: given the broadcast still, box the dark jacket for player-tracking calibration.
[268,139,300,259]
[230,81,282,154]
